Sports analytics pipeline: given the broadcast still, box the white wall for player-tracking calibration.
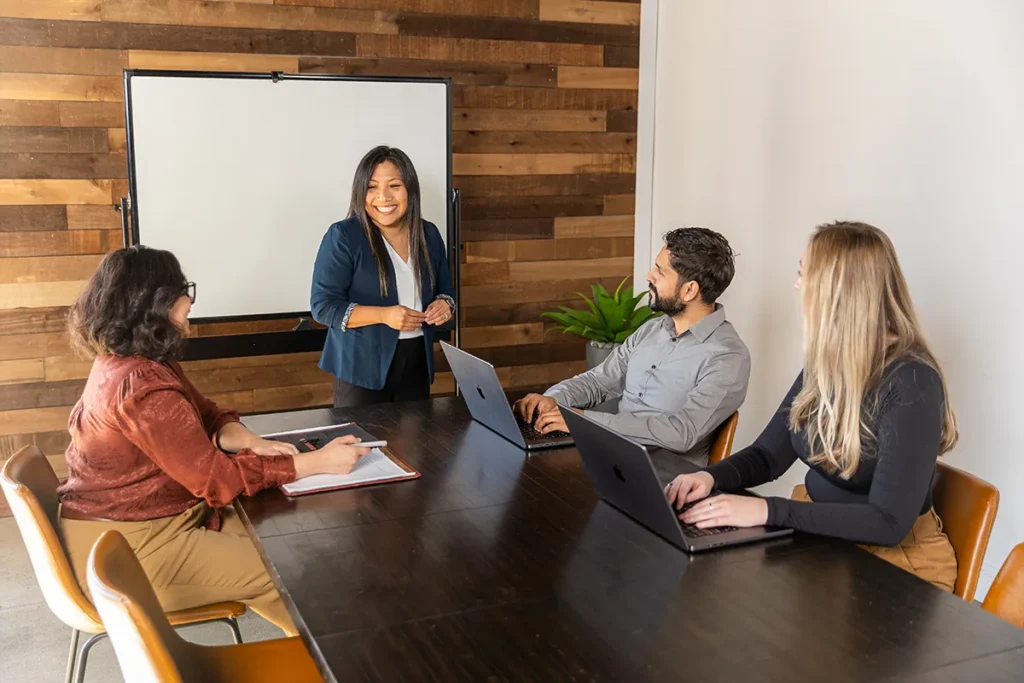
[636,0,1024,596]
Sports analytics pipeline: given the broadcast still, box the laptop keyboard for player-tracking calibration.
[677,498,738,536]
[517,415,570,440]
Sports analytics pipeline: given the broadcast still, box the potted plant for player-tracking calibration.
[542,277,661,369]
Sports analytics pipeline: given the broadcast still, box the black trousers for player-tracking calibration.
[332,338,430,408]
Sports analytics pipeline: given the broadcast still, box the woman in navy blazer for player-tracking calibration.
[311,146,455,407]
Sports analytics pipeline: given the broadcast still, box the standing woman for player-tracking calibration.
[312,146,455,407]
[666,222,959,591]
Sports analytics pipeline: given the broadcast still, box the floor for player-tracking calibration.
[0,517,282,683]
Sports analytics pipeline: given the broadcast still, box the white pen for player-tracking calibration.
[356,440,387,449]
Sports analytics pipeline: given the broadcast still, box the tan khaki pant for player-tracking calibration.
[791,485,957,592]
[60,502,297,635]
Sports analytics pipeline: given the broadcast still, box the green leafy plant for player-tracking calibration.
[542,277,661,344]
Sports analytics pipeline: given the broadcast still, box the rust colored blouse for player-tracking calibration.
[58,355,295,530]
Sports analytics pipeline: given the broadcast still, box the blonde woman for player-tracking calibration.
[665,222,958,590]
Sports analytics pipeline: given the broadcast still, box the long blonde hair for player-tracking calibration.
[789,222,958,479]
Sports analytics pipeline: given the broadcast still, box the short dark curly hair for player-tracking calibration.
[662,227,736,304]
[68,246,190,363]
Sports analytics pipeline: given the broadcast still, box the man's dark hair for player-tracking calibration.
[68,245,190,363]
[662,227,736,304]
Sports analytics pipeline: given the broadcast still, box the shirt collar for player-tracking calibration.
[665,304,728,342]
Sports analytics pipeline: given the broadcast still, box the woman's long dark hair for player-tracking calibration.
[68,246,190,363]
[348,145,434,297]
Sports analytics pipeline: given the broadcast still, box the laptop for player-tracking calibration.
[440,341,574,450]
[561,407,792,552]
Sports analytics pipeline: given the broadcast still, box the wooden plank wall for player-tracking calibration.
[0,0,639,510]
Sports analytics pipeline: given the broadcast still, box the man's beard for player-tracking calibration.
[649,284,686,316]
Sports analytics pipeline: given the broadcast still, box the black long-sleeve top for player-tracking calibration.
[704,359,946,546]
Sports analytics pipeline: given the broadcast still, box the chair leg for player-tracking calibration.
[72,632,108,683]
[223,616,243,644]
[64,628,80,683]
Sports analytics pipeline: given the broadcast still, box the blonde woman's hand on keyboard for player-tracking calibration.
[665,472,714,509]
[680,493,768,529]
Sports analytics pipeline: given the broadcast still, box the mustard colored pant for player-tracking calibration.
[60,502,296,635]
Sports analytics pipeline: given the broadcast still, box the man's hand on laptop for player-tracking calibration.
[514,393,557,422]
[534,407,579,435]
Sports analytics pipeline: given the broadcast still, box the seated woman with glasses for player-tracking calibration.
[57,246,370,634]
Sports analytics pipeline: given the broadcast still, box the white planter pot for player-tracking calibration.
[586,341,619,370]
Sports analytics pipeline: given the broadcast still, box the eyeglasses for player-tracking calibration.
[183,281,196,304]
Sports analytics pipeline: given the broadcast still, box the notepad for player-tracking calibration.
[260,422,420,497]
[281,447,417,495]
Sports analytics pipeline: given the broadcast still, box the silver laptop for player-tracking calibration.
[562,407,792,552]
[440,341,574,450]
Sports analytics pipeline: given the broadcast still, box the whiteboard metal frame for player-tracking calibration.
[121,69,458,343]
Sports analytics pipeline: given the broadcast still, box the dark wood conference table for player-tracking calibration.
[238,398,1024,683]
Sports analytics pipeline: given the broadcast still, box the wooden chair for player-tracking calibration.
[88,530,323,683]
[932,461,1000,601]
[706,412,739,466]
[982,542,1024,628]
[0,446,246,683]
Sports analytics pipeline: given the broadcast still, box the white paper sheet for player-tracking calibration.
[281,448,415,495]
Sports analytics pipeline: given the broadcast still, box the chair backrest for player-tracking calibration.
[932,461,999,601]
[706,412,739,466]
[0,445,103,632]
[982,542,1024,628]
[88,530,189,683]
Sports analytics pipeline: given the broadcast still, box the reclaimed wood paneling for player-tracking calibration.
[452,108,604,131]
[0,0,101,22]
[557,66,638,90]
[0,74,123,102]
[393,14,637,47]
[127,50,300,72]
[0,127,108,153]
[0,100,61,126]
[453,153,634,175]
[452,131,635,154]
[99,1,398,35]
[0,18,358,57]
[538,0,639,26]
[263,0,540,20]
[299,57,556,87]
[553,214,633,237]
[57,102,124,127]
[0,205,67,231]
[0,179,111,205]
[0,0,639,503]
[66,204,121,229]
[454,173,634,197]
[355,34,603,67]
[0,153,128,179]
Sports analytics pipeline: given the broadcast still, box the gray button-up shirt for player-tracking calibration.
[544,306,750,463]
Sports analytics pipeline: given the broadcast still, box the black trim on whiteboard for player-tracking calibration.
[121,69,457,348]
[181,330,328,362]
[122,70,140,246]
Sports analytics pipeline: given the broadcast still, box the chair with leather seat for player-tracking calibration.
[88,530,323,683]
[0,445,246,683]
[931,461,999,601]
[706,412,739,466]
[981,542,1024,628]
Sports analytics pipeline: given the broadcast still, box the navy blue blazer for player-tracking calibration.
[311,216,455,390]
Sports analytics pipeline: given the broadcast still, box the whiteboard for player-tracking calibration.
[126,73,451,320]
